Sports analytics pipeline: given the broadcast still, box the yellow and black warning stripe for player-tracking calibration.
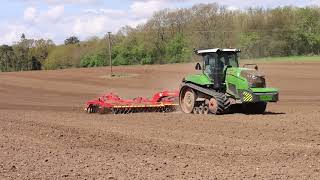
[242,91,253,102]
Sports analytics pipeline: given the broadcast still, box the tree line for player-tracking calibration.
[1,3,320,72]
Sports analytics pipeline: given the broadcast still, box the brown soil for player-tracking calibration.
[0,62,320,179]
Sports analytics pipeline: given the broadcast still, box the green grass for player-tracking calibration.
[244,56,320,63]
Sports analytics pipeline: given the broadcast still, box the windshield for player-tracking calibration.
[219,52,239,67]
[204,52,239,77]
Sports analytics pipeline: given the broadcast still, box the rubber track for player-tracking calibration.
[180,82,231,114]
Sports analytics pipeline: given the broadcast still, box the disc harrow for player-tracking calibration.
[85,90,179,114]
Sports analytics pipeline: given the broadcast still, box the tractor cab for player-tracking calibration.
[196,48,240,69]
[195,48,241,90]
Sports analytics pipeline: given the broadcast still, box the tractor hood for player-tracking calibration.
[240,68,264,79]
[227,67,264,78]
[240,69,266,88]
[226,67,266,88]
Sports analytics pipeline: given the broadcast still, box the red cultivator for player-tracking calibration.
[85,90,179,114]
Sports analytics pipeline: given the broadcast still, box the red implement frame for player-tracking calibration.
[85,90,179,114]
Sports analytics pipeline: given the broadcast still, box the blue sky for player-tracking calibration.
[0,0,318,45]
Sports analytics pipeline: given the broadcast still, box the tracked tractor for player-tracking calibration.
[179,48,279,114]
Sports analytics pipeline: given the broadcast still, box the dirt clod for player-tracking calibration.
[10,166,17,171]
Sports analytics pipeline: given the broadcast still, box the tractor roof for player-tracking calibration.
[196,48,241,55]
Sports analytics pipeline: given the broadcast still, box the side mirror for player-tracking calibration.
[195,63,202,70]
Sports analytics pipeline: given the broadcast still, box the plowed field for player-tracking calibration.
[1,61,320,179]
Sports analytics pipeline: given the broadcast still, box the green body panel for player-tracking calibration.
[225,67,279,102]
[184,74,212,86]
[251,88,278,93]
[226,67,253,89]
[225,67,249,98]
[249,88,279,102]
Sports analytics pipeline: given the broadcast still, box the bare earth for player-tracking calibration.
[0,61,320,179]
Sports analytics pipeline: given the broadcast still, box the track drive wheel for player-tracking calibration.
[208,93,230,115]
[179,87,196,114]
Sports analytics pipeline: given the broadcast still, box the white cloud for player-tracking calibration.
[46,5,65,20]
[1,25,26,44]
[227,6,239,11]
[307,0,320,5]
[2,1,162,44]
[46,0,99,3]
[72,15,107,36]
[18,0,102,5]
[69,1,171,39]
[0,23,44,45]
[83,9,127,18]
[23,5,65,23]
[130,0,169,19]
[24,7,37,21]
[70,7,150,38]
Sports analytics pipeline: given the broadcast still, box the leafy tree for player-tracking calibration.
[80,52,107,67]
[31,57,42,70]
[44,45,76,69]
[239,32,261,58]
[21,33,26,40]
[165,33,191,63]
[45,38,107,69]
[0,45,16,72]
[12,34,32,71]
[64,36,80,45]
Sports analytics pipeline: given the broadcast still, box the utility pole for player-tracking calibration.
[107,32,113,77]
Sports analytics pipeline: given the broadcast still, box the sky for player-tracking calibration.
[0,0,318,45]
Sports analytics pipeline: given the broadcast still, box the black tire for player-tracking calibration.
[209,93,230,115]
[242,102,267,114]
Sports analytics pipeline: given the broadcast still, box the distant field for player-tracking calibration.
[243,56,320,63]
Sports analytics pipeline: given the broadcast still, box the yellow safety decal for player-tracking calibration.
[243,92,253,102]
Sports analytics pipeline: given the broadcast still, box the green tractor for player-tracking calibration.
[179,48,279,115]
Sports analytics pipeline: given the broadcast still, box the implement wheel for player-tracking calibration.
[179,87,196,114]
